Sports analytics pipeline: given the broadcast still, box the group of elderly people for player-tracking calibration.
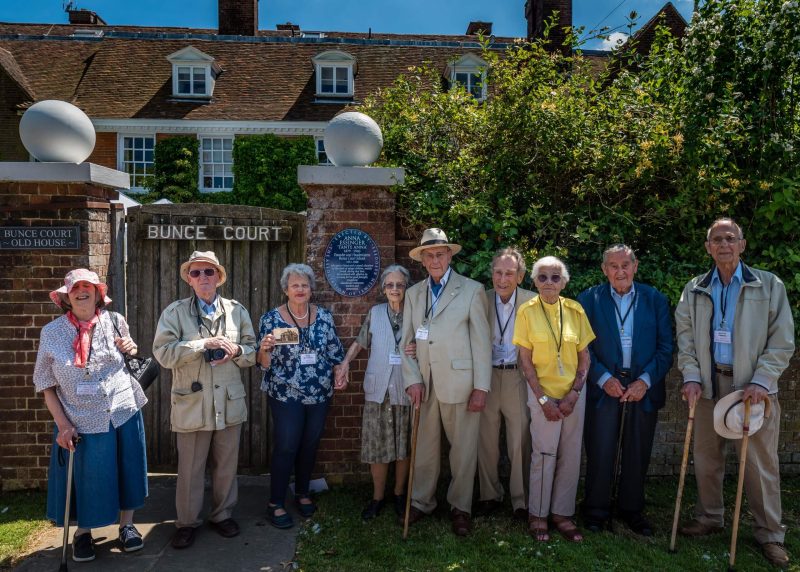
[34,216,793,569]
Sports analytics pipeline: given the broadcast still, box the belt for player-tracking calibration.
[616,369,632,380]
[714,364,733,376]
[493,364,518,370]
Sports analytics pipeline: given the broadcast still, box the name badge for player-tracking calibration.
[620,336,633,349]
[415,327,429,340]
[300,352,317,365]
[492,343,507,362]
[388,351,402,365]
[76,381,101,396]
[714,330,732,344]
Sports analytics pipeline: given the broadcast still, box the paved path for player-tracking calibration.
[15,474,299,572]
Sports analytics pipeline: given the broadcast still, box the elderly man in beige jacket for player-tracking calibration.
[401,228,492,537]
[675,218,795,569]
[153,251,257,550]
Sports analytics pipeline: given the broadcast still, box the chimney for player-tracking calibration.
[525,0,571,54]
[466,21,492,36]
[67,9,107,26]
[218,0,258,36]
[276,22,300,32]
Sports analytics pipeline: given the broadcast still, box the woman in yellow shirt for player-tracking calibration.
[513,256,595,543]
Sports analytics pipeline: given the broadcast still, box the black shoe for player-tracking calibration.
[119,524,144,552]
[171,527,196,549]
[393,494,407,517]
[211,518,240,538]
[362,499,385,520]
[513,508,529,522]
[623,513,654,537]
[72,532,95,562]
[475,499,502,516]
[585,519,606,533]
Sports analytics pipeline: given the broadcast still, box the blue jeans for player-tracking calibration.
[269,398,330,506]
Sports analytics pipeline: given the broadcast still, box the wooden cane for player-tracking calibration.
[728,399,751,572]
[403,405,422,540]
[669,400,697,553]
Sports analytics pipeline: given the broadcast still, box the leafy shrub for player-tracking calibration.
[141,136,199,203]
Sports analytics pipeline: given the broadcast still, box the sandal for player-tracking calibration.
[551,514,583,543]
[528,515,550,542]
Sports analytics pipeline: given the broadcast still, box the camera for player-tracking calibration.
[204,348,226,362]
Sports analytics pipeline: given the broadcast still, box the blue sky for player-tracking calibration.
[0,0,694,50]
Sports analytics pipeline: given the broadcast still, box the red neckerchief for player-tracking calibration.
[66,309,100,368]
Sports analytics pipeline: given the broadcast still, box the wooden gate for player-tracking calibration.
[125,204,306,472]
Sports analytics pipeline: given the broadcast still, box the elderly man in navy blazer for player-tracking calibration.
[577,244,673,536]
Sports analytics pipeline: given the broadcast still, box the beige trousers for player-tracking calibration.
[527,389,586,517]
[411,382,481,514]
[175,424,241,528]
[692,374,784,544]
[478,368,531,510]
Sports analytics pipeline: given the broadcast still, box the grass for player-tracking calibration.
[296,475,800,571]
[0,490,51,568]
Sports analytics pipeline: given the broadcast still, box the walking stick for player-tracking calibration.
[403,405,421,540]
[59,438,79,572]
[609,400,628,532]
[728,399,751,572]
[669,400,697,553]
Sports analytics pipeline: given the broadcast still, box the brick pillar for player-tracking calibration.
[0,162,129,491]
[298,165,404,483]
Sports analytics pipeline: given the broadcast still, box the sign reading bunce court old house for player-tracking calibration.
[146,224,292,242]
[0,226,80,250]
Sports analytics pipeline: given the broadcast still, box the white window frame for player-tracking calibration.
[167,46,220,99]
[312,50,356,97]
[315,137,332,165]
[117,133,156,192]
[198,135,235,192]
[446,54,488,101]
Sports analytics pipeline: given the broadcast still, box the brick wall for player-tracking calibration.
[303,182,396,483]
[86,132,117,169]
[0,179,120,491]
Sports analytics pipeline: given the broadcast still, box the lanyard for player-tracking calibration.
[287,304,312,350]
[424,277,449,320]
[539,298,563,356]
[720,283,731,327]
[495,289,516,343]
[194,296,225,338]
[386,305,402,351]
[612,290,636,335]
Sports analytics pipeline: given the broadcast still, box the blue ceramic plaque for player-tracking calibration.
[323,228,381,297]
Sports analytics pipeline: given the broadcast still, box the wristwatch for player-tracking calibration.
[538,394,549,406]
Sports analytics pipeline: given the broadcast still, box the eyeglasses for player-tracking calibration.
[536,274,562,284]
[189,268,216,278]
[385,282,407,290]
[709,236,740,246]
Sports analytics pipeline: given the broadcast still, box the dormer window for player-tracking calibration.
[446,53,488,101]
[312,50,356,98]
[167,46,221,99]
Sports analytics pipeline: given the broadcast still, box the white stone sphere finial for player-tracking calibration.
[323,112,383,167]
[19,100,96,163]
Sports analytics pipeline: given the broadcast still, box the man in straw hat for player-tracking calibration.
[401,228,492,536]
[153,251,257,549]
[675,218,794,568]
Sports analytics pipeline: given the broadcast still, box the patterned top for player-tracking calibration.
[33,311,148,433]
[258,306,345,404]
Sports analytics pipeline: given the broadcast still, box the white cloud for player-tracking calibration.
[601,32,630,50]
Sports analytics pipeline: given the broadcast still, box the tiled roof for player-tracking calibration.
[0,22,613,123]
[0,46,35,101]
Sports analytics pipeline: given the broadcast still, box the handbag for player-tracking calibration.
[109,312,161,391]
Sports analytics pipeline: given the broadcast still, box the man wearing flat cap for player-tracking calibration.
[675,218,795,568]
[401,228,492,536]
[153,251,257,549]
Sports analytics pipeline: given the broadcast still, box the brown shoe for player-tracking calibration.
[761,542,789,569]
[211,518,240,538]
[171,527,196,549]
[528,515,549,542]
[399,505,427,526]
[451,509,471,537]
[678,519,723,537]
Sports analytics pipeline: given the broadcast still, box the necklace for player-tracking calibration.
[287,304,310,321]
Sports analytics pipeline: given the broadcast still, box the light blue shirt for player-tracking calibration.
[598,284,652,389]
[711,262,743,366]
[428,267,452,318]
[198,295,218,319]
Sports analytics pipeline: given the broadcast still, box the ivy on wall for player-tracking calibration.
[142,136,199,203]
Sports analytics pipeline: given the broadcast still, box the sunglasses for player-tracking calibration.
[385,282,407,290]
[189,268,217,278]
[536,274,562,284]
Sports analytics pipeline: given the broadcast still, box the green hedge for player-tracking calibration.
[142,136,199,203]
